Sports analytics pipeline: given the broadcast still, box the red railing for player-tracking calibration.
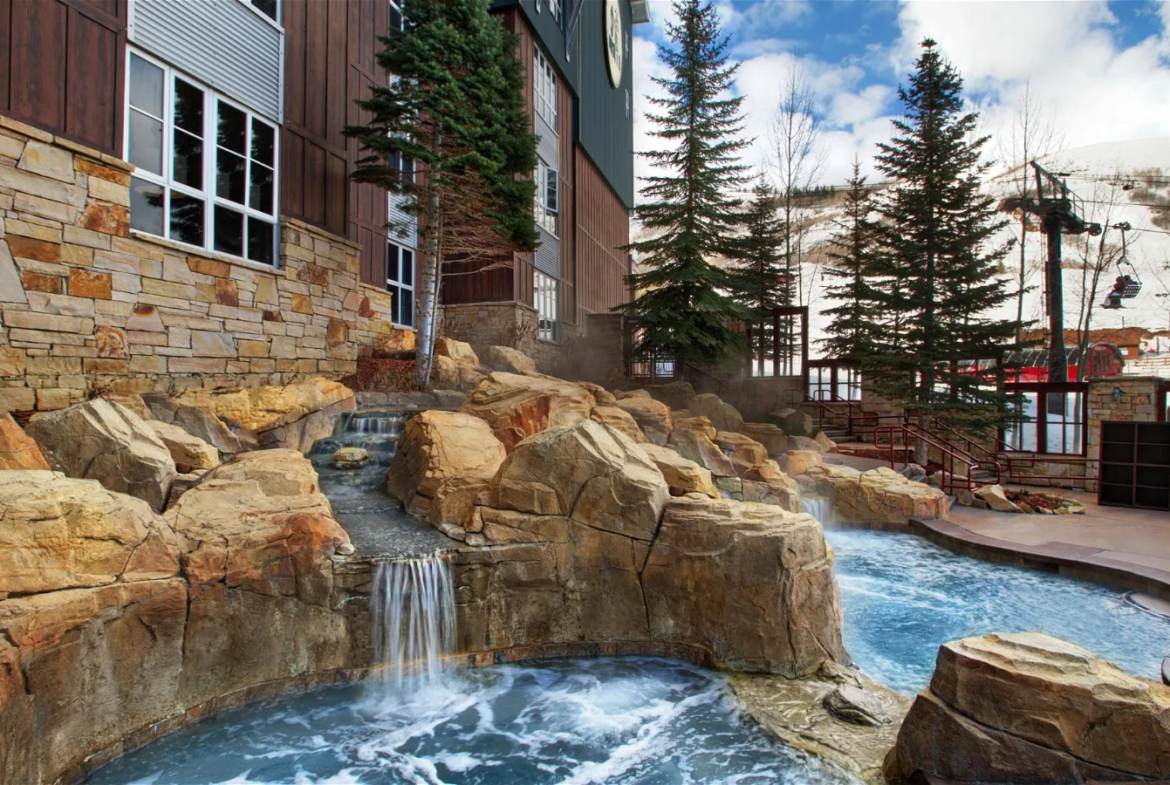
[873,422,1003,493]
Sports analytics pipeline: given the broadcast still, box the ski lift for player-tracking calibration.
[1101,222,1141,309]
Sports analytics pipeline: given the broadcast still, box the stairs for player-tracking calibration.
[968,467,999,486]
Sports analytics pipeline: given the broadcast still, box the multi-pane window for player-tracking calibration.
[533,48,557,132]
[534,160,558,235]
[387,243,415,328]
[126,50,278,265]
[535,271,558,342]
[389,0,405,36]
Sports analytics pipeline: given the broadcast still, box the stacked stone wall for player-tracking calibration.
[439,300,540,364]
[1086,376,1163,491]
[0,115,412,412]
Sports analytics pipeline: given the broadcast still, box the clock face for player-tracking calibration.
[605,0,623,88]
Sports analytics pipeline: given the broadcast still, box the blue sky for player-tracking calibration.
[632,0,1170,186]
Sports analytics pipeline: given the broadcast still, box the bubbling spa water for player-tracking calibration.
[86,554,849,785]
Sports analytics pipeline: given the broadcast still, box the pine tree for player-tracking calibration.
[345,0,537,387]
[821,160,883,363]
[730,174,787,375]
[623,0,749,368]
[869,39,1016,442]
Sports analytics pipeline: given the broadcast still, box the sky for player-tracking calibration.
[632,0,1170,190]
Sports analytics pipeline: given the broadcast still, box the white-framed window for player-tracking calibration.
[248,0,278,22]
[535,270,558,342]
[542,0,561,24]
[533,48,557,132]
[389,0,405,35]
[534,159,558,235]
[387,242,415,328]
[387,150,415,185]
[125,49,278,266]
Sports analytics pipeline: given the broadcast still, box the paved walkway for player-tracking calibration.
[911,489,1170,600]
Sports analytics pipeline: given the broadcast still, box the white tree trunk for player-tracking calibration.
[414,129,443,388]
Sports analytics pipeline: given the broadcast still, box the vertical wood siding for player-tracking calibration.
[574,149,629,327]
[0,0,126,155]
[282,0,390,286]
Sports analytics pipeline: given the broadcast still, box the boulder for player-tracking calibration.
[672,415,717,440]
[172,405,246,454]
[486,345,537,374]
[824,684,891,727]
[330,446,369,469]
[974,483,1020,513]
[576,382,617,406]
[780,449,824,476]
[787,435,825,452]
[590,405,647,443]
[386,411,507,528]
[462,372,595,451]
[492,420,668,542]
[432,354,489,392]
[688,393,743,434]
[744,459,801,511]
[614,388,651,400]
[641,495,844,675]
[434,336,480,367]
[104,393,152,421]
[140,391,179,423]
[739,422,787,458]
[713,431,768,476]
[166,450,352,603]
[26,400,176,512]
[638,443,719,498]
[644,380,695,411]
[773,407,813,437]
[0,471,180,595]
[814,431,837,453]
[174,378,355,453]
[668,428,737,477]
[0,412,49,470]
[166,470,208,509]
[613,396,673,445]
[806,465,949,526]
[886,632,1170,783]
[147,421,220,474]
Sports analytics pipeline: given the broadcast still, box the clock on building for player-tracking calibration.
[605,0,624,88]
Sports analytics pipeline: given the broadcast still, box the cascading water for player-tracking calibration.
[798,489,833,525]
[370,554,457,688]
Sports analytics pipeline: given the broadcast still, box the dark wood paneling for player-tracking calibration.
[575,148,630,326]
[1,0,124,155]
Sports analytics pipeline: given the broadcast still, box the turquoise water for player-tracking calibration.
[84,658,848,785]
[826,527,1170,695]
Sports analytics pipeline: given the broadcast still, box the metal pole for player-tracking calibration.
[1044,214,1068,385]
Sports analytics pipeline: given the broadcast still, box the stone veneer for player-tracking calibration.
[0,114,410,412]
[1086,375,1165,492]
[440,301,539,362]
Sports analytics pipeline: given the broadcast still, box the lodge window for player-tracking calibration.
[390,0,406,36]
[534,160,558,235]
[535,270,558,342]
[126,50,278,266]
[248,0,278,22]
[534,49,557,132]
[387,243,415,328]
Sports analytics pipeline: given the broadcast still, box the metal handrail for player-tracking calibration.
[873,423,1003,493]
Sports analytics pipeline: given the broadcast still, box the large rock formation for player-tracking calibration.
[486,345,537,374]
[638,443,719,498]
[435,336,480,367]
[590,405,647,443]
[462,372,595,451]
[25,400,177,512]
[804,465,949,525]
[0,413,49,470]
[886,632,1170,783]
[739,422,787,458]
[669,427,737,477]
[432,354,489,392]
[713,431,769,476]
[688,393,744,434]
[0,450,356,784]
[718,459,801,512]
[147,421,221,473]
[642,496,843,675]
[492,420,668,542]
[174,378,356,453]
[613,395,673,445]
[386,411,508,527]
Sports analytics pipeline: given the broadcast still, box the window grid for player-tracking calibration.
[535,271,558,343]
[534,159,558,236]
[533,48,557,132]
[387,242,415,328]
[125,49,278,266]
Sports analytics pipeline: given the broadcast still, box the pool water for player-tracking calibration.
[826,528,1170,694]
[85,658,849,785]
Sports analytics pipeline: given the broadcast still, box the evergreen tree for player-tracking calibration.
[869,39,1016,442]
[623,0,749,368]
[730,174,787,375]
[821,159,883,363]
[346,0,536,387]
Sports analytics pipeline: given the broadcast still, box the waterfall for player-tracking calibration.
[799,493,834,525]
[370,554,456,688]
[341,411,406,437]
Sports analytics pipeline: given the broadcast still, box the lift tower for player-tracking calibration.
[1002,162,1101,384]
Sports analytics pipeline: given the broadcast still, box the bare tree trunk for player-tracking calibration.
[414,128,443,388]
